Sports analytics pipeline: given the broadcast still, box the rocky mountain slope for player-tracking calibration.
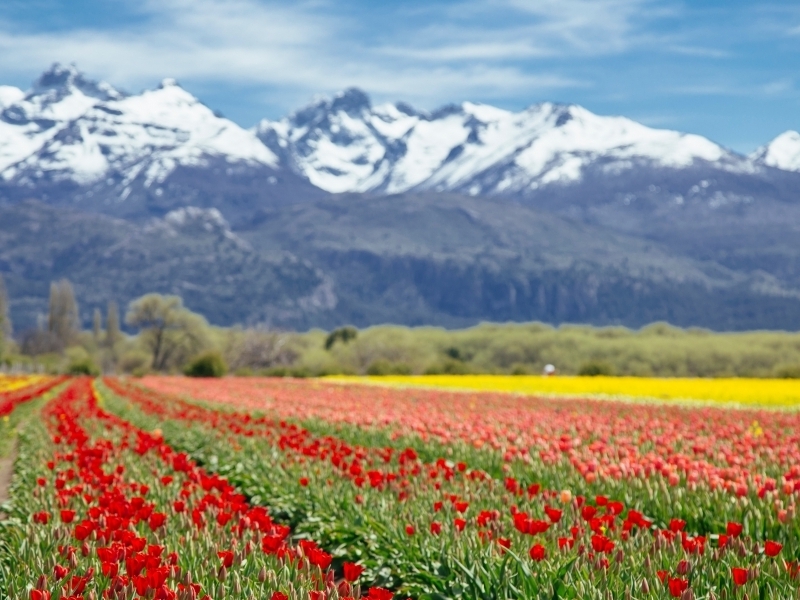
[0,201,331,331]
[3,195,800,333]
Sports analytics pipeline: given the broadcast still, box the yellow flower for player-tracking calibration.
[331,374,800,408]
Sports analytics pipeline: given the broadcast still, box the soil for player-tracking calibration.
[0,440,17,519]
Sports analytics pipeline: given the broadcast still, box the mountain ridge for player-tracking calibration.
[2,65,800,333]
[2,64,799,204]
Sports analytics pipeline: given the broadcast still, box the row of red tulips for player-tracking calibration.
[0,378,389,600]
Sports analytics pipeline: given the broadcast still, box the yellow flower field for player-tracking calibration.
[335,374,800,407]
[0,375,43,393]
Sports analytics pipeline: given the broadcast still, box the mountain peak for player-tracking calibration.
[752,130,800,172]
[0,85,24,109]
[330,87,371,114]
[158,78,181,89]
[31,63,123,101]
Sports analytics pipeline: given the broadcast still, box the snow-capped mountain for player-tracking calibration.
[0,85,24,109]
[751,131,800,172]
[254,88,752,196]
[2,64,800,227]
[0,64,277,192]
[3,66,800,332]
[0,64,328,225]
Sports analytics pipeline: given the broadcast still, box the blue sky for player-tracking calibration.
[0,0,797,153]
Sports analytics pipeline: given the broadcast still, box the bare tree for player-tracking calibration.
[226,329,298,371]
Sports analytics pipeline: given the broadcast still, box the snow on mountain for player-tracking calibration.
[751,131,800,172]
[0,64,278,190]
[254,88,750,195]
[0,67,791,206]
[0,86,24,109]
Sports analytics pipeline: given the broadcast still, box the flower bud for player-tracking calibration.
[36,575,48,590]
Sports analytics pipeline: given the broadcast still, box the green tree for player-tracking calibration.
[125,294,209,371]
[324,326,358,350]
[184,351,227,378]
[48,279,80,350]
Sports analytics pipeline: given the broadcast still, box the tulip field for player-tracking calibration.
[1,375,799,599]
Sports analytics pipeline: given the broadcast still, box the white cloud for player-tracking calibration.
[0,0,336,89]
[0,0,587,107]
[503,0,667,53]
[667,45,730,59]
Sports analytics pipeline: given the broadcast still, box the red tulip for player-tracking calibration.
[60,510,76,524]
[430,521,442,535]
[217,550,234,568]
[405,525,415,536]
[148,512,167,530]
[726,522,743,537]
[366,588,393,600]
[731,567,748,586]
[765,540,783,557]
[668,578,688,598]
[668,519,686,532]
[529,544,546,561]
[343,562,365,582]
[544,506,562,523]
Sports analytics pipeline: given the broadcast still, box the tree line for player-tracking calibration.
[2,274,800,378]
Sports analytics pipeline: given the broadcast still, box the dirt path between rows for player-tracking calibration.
[0,440,17,519]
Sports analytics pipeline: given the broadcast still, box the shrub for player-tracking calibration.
[66,357,100,376]
[366,359,412,376]
[775,364,800,379]
[424,358,471,375]
[510,363,531,375]
[184,352,227,378]
[119,351,151,374]
[577,360,615,376]
[263,366,289,377]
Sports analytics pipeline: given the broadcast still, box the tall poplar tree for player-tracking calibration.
[92,308,103,342]
[48,279,80,349]
[106,301,121,347]
[0,274,11,357]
